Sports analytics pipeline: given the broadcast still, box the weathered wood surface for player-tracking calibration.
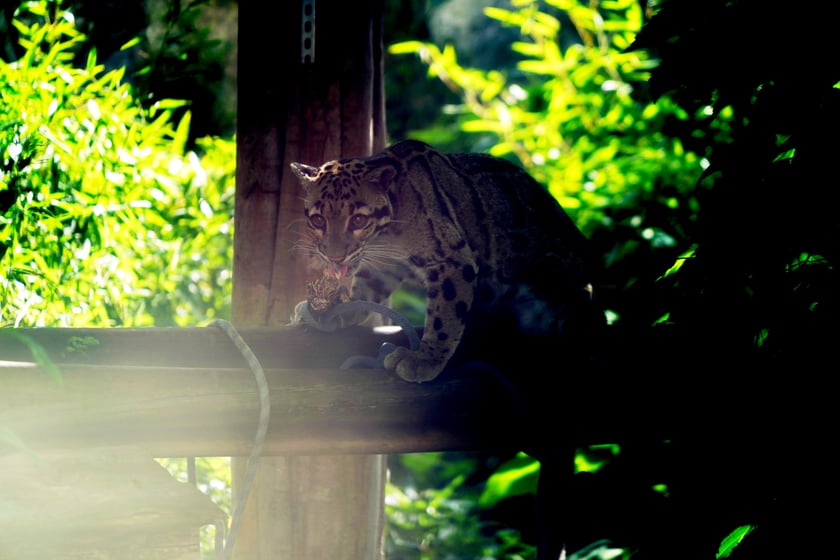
[0,325,409,369]
[0,326,524,458]
[0,447,224,560]
[234,0,389,556]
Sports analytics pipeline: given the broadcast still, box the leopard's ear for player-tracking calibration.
[290,162,319,187]
[365,163,397,192]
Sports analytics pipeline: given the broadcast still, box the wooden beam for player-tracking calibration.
[0,327,525,457]
[0,325,411,369]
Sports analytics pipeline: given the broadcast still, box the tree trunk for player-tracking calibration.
[232,1,386,558]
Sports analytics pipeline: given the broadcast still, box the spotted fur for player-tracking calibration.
[291,140,596,382]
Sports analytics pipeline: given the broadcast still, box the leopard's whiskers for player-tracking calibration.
[360,243,410,266]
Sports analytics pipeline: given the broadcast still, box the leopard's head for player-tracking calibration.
[291,158,400,279]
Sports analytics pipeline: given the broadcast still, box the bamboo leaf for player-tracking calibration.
[478,453,539,508]
[717,525,755,559]
[0,330,63,386]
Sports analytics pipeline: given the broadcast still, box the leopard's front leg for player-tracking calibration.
[385,258,477,382]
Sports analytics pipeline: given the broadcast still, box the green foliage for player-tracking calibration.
[387,446,627,559]
[134,0,235,141]
[385,456,535,560]
[0,0,234,327]
[390,0,705,234]
[478,443,620,511]
[389,0,730,332]
[630,0,840,358]
[391,0,840,557]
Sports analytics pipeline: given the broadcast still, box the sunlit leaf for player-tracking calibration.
[120,36,141,51]
[510,41,544,58]
[387,40,426,55]
[575,443,621,473]
[478,452,539,508]
[658,245,697,280]
[754,328,769,348]
[172,111,192,155]
[717,525,755,559]
[484,6,522,26]
[0,330,62,385]
[518,59,561,76]
[652,312,670,325]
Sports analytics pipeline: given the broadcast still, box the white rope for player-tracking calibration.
[210,319,271,560]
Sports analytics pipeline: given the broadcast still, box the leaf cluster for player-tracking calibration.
[392,0,698,225]
[630,0,840,360]
[132,0,234,141]
[385,453,535,560]
[389,0,730,334]
[387,0,840,558]
[0,0,234,327]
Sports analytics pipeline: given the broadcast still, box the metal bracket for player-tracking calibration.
[301,0,315,64]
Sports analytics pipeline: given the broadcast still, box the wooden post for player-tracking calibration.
[233,1,386,558]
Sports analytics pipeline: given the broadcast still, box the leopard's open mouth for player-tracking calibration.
[320,254,350,280]
[329,262,350,280]
[321,250,362,281]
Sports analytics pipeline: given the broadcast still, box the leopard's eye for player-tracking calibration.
[349,214,370,230]
[309,214,327,229]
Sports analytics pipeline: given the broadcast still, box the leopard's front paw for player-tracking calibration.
[383,346,447,383]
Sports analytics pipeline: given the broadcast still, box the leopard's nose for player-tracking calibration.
[327,256,344,264]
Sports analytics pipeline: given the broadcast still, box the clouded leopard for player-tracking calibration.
[291,140,599,383]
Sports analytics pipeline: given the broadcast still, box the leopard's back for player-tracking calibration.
[385,141,592,311]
